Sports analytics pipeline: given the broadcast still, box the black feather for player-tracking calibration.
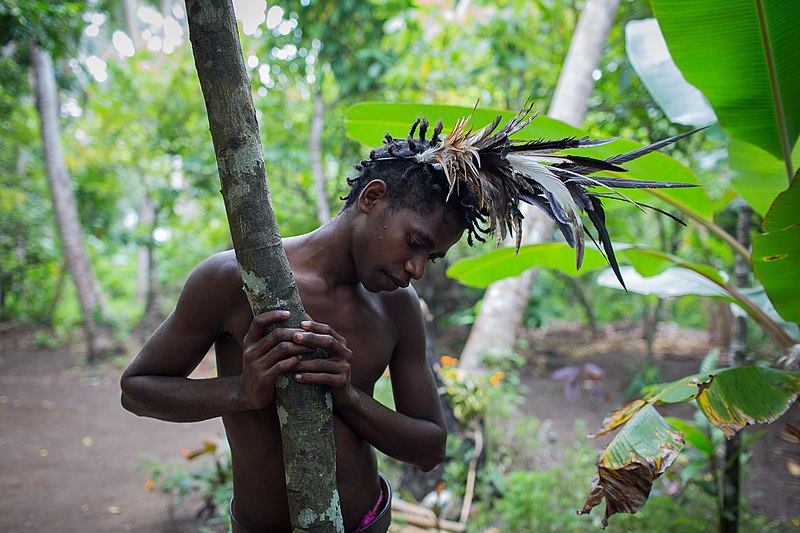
[585,196,626,291]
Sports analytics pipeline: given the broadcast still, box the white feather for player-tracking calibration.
[507,153,584,259]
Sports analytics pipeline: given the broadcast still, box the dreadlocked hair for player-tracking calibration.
[341,118,489,246]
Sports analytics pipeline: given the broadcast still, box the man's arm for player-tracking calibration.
[120,252,306,422]
[290,288,447,471]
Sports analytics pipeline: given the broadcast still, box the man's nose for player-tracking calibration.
[405,256,425,280]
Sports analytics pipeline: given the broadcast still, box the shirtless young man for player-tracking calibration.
[120,127,486,532]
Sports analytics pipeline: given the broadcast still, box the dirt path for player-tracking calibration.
[0,337,222,533]
[1,323,798,532]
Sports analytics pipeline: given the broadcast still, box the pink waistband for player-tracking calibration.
[354,482,385,532]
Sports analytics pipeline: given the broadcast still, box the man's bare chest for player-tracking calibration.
[301,288,398,389]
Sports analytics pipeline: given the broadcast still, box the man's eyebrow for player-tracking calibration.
[416,230,435,249]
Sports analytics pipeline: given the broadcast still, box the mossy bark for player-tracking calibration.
[184,1,343,531]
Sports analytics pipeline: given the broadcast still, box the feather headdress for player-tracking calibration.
[371,102,700,288]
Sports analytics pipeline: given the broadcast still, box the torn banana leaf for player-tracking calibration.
[590,373,713,438]
[579,404,684,527]
[696,365,800,438]
[582,366,800,526]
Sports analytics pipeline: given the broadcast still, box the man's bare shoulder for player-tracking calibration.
[376,284,425,334]
[178,250,246,312]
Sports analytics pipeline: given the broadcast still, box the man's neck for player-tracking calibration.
[286,212,360,290]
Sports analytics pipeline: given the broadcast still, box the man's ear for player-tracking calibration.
[357,179,388,214]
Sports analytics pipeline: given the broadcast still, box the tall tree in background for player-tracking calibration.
[459,0,622,369]
[1,2,119,359]
[184,0,342,530]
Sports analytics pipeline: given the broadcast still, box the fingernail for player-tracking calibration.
[294,374,302,381]
[294,332,304,341]
[282,311,291,318]
[300,321,311,328]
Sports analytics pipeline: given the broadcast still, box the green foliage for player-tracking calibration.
[140,441,232,530]
[0,0,87,58]
[753,177,800,323]
[651,0,799,199]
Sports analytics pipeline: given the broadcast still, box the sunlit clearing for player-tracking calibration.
[258,64,272,87]
[266,5,283,30]
[272,44,297,61]
[90,13,106,26]
[123,211,138,229]
[63,99,83,118]
[85,25,99,37]
[233,0,266,35]
[85,56,108,83]
[162,17,184,54]
[147,36,163,52]
[112,31,135,57]
[137,6,164,29]
[247,54,259,69]
[277,18,296,36]
[153,228,172,243]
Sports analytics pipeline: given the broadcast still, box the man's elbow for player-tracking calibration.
[119,375,144,416]
[417,428,447,472]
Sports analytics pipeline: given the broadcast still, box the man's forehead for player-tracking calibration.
[408,211,465,248]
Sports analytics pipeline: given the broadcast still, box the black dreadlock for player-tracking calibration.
[341,118,489,246]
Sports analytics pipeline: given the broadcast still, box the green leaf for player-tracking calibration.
[752,176,800,322]
[664,417,714,457]
[650,0,800,210]
[579,404,684,527]
[650,0,800,164]
[596,266,730,299]
[695,366,800,439]
[728,138,794,216]
[445,243,608,288]
[642,373,713,405]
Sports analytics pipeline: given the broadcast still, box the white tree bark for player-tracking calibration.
[459,0,622,370]
[31,44,116,360]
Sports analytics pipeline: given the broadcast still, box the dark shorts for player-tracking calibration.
[230,473,392,533]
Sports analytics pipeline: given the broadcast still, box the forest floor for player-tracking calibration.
[0,321,798,532]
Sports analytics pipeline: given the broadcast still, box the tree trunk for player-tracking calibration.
[123,0,142,50]
[31,44,117,361]
[720,203,752,533]
[459,0,622,369]
[184,1,343,531]
[311,81,331,225]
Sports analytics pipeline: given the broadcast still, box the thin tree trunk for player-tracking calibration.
[184,1,343,531]
[459,0,622,369]
[310,81,330,225]
[31,44,117,361]
[720,203,751,533]
[123,0,141,50]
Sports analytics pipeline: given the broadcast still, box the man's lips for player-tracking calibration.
[387,273,409,289]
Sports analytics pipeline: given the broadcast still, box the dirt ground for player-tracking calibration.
[1,321,798,532]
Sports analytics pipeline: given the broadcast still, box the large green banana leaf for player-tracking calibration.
[447,243,796,347]
[580,367,800,525]
[650,0,800,213]
[752,174,800,322]
[345,102,711,219]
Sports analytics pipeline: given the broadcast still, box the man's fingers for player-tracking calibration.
[300,320,346,345]
[243,310,290,345]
